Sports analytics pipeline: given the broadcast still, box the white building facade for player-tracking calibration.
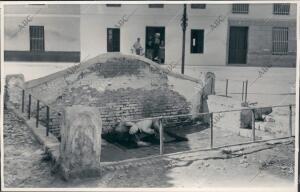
[4,3,297,67]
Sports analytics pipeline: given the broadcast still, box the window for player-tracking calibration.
[148,4,164,8]
[273,4,290,15]
[191,4,206,9]
[190,29,204,54]
[272,27,288,55]
[107,28,120,52]
[106,4,121,7]
[29,26,44,52]
[232,4,249,14]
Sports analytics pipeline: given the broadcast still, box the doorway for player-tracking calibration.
[107,28,120,52]
[228,26,248,64]
[145,26,165,64]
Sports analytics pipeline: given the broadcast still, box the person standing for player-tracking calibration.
[158,40,165,64]
[132,38,143,55]
[152,33,161,62]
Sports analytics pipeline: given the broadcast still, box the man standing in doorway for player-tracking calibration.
[153,33,161,62]
[132,38,143,55]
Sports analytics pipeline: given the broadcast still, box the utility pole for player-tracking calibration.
[181,4,188,74]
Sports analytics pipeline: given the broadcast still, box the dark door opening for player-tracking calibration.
[145,26,165,64]
[107,28,120,52]
[228,26,248,64]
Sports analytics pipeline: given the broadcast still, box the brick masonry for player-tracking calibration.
[228,19,296,67]
[23,54,203,134]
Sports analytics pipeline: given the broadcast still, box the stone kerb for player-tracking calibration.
[5,74,25,106]
[59,105,102,180]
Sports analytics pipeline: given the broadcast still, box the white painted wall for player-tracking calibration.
[4,4,80,52]
[80,4,230,66]
[4,16,80,52]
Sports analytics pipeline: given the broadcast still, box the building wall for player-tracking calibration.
[3,3,297,67]
[4,4,80,62]
[80,4,229,66]
[227,3,297,67]
[24,54,205,133]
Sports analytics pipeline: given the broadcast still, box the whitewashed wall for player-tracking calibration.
[80,4,230,66]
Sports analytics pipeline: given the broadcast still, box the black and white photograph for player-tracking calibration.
[0,1,299,191]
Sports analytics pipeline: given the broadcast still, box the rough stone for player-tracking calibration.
[240,109,253,129]
[240,107,273,129]
[255,107,272,121]
[204,72,216,95]
[59,105,102,180]
[5,74,25,105]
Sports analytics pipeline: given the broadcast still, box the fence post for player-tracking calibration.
[22,89,25,113]
[245,80,248,103]
[46,106,50,137]
[225,79,228,97]
[28,94,31,119]
[242,81,245,101]
[251,109,255,142]
[36,100,40,128]
[289,105,292,137]
[210,113,214,149]
[211,78,213,94]
[159,118,164,155]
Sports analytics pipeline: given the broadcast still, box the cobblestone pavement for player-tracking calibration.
[3,108,57,187]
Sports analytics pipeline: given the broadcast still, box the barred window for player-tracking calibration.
[272,27,288,55]
[273,4,290,15]
[106,4,121,7]
[191,4,206,9]
[148,4,164,8]
[29,26,44,52]
[232,4,249,14]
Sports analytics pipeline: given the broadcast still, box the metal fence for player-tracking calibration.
[6,85,295,156]
[10,86,62,140]
[215,78,249,102]
[120,104,295,155]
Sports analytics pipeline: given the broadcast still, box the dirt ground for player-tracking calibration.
[3,65,296,188]
[3,108,295,188]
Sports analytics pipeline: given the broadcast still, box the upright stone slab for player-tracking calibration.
[204,72,216,95]
[60,105,102,180]
[240,109,253,129]
[197,72,216,124]
[5,74,24,105]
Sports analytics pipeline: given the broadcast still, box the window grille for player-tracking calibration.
[191,4,206,9]
[232,4,249,14]
[272,27,288,55]
[106,4,121,7]
[273,4,290,15]
[148,4,164,8]
[29,26,45,52]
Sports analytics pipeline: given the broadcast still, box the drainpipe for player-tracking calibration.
[181,4,188,74]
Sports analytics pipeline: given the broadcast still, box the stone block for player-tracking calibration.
[60,105,102,180]
[255,107,272,121]
[5,74,25,105]
[204,72,216,95]
[240,109,253,129]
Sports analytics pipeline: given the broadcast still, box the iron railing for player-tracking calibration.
[6,84,295,156]
[14,86,62,139]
